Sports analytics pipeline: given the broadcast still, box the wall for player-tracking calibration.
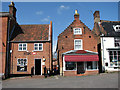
[101,37,119,71]
[10,42,52,75]
[57,19,99,75]
[0,17,8,77]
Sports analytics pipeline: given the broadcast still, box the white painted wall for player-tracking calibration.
[101,37,119,71]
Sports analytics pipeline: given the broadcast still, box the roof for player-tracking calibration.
[62,50,98,55]
[11,24,50,42]
[101,21,120,37]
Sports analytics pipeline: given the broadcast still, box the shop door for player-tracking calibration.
[77,62,85,74]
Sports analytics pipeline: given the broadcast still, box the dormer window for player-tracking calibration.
[113,25,120,32]
[73,28,82,35]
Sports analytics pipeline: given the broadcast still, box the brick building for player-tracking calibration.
[0,2,53,79]
[0,1,17,79]
[56,10,100,76]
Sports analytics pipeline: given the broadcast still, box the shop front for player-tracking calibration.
[62,50,99,76]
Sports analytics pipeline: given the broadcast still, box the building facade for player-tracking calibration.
[0,1,17,79]
[92,11,120,72]
[57,10,100,76]
[100,22,120,72]
[0,2,53,78]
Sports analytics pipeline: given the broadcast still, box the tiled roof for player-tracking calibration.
[11,24,50,42]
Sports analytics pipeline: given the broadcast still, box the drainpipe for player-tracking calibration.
[5,17,11,78]
[101,36,105,72]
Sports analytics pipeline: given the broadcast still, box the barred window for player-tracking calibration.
[17,58,27,72]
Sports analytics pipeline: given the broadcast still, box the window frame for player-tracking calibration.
[34,43,43,51]
[18,43,27,51]
[74,39,83,50]
[86,61,98,70]
[109,50,120,67]
[114,38,120,47]
[65,62,77,71]
[73,28,82,35]
[17,58,27,72]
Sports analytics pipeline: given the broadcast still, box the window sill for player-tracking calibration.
[33,50,43,52]
[86,69,98,71]
[64,70,77,71]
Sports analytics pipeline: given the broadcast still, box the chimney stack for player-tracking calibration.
[74,10,79,21]
[93,11,100,23]
[9,1,17,19]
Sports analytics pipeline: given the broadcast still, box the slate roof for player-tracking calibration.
[101,21,120,37]
[11,24,50,42]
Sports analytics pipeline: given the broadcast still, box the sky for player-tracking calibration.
[2,2,119,53]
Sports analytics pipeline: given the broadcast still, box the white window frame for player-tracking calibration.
[113,25,120,32]
[34,43,43,51]
[74,39,83,50]
[114,38,120,47]
[17,58,27,72]
[65,62,77,71]
[109,50,120,67]
[73,28,82,35]
[86,61,98,71]
[18,43,27,51]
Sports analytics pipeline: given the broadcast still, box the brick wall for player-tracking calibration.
[0,17,8,77]
[64,70,99,76]
[57,18,99,75]
[10,42,52,75]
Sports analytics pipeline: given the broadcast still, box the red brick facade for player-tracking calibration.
[1,2,53,78]
[57,10,99,76]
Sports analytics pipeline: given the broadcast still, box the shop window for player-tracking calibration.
[109,51,120,67]
[87,62,93,69]
[87,61,97,70]
[65,62,76,70]
[17,58,27,72]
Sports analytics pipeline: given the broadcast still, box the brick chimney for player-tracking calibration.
[9,1,17,19]
[93,11,100,23]
[74,10,79,21]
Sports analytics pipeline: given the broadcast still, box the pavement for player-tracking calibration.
[2,72,119,88]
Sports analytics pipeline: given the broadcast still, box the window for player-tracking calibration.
[18,43,27,51]
[109,51,120,67]
[65,62,76,70]
[34,43,43,51]
[74,39,82,50]
[87,62,93,69]
[113,25,120,32]
[73,28,82,35]
[17,58,27,72]
[86,61,97,70]
[114,38,120,47]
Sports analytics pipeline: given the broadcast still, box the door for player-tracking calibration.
[35,59,41,75]
[77,62,85,74]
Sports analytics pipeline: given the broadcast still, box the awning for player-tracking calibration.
[64,55,99,62]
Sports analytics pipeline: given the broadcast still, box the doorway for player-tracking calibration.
[77,62,85,74]
[35,59,41,75]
